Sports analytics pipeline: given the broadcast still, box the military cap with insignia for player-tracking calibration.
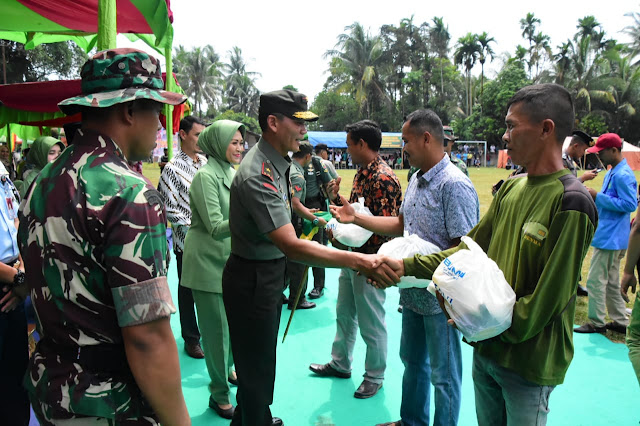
[259,89,319,122]
[571,130,594,147]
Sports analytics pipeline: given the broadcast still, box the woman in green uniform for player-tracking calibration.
[182,120,245,419]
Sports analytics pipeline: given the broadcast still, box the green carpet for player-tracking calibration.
[170,262,640,426]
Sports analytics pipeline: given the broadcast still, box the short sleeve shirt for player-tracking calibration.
[0,179,19,263]
[290,160,306,202]
[349,156,402,254]
[305,155,332,198]
[229,138,292,260]
[18,129,174,422]
[399,154,480,315]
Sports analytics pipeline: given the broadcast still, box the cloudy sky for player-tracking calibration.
[127,0,637,101]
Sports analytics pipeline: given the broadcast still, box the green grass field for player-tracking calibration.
[143,162,636,342]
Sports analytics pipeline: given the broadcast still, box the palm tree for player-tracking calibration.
[623,11,640,63]
[530,32,552,81]
[324,22,389,118]
[173,45,222,117]
[520,13,540,47]
[454,33,481,115]
[223,47,261,117]
[575,15,601,42]
[477,32,495,97]
[430,17,451,97]
[553,40,574,85]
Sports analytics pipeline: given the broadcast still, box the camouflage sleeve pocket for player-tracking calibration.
[112,277,176,327]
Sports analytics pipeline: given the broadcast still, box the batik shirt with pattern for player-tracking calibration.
[157,150,207,252]
[17,129,175,424]
[349,155,402,254]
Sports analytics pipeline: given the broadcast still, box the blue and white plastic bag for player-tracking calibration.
[428,236,516,342]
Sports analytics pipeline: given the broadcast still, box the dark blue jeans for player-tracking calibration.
[0,300,30,425]
[400,308,462,426]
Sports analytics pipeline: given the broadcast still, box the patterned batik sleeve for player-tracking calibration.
[370,173,402,217]
[103,184,176,327]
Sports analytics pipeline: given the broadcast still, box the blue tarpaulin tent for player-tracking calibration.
[307,131,403,149]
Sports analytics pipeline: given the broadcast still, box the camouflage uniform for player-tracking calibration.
[450,155,469,176]
[18,131,175,424]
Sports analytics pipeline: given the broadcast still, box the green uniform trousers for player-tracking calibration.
[192,289,234,405]
[628,295,640,386]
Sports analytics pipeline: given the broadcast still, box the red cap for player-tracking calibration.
[586,133,622,153]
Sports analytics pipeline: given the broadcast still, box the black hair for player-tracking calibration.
[315,143,329,153]
[179,115,207,138]
[344,120,382,152]
[259,112,284,133]
[507,84,574,143]
[404,109,444,144]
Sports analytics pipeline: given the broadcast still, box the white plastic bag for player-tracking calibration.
[326,198,374,247]
[378,233,440,289]
[428,236,516,342]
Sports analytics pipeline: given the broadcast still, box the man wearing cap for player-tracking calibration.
[564,130,598,183]
[158,115,208,359]
[18,48,190,425]
[223,90,399,426]
[286,140,325,310]
[575,133,637,335]
[315,143,339,180]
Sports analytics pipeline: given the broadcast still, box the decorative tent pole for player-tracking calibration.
[97,0,117,50]
[164,26,174,160]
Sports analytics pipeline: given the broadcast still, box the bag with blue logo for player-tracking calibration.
[377,233,440,289]
[428,236,516,342]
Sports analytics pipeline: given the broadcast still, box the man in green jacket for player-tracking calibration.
[380,84,597,426]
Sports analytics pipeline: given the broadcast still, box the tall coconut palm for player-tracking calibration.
[477,32,495,97]
[324,22,389,118]
[519,12,541,79]
[430,16,451,97]
[173,44,223,117]
[553,40,574,85]
[223,47,261,117]
[623,11,640,63]
[454,33,480,115]
[530,32,552,81]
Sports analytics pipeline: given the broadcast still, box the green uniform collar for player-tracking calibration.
[257,137,291,176]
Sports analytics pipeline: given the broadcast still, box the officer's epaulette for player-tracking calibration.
[261,162,275,182]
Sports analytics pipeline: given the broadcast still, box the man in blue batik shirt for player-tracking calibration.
[575,133,637,335]
[331,110,479,426]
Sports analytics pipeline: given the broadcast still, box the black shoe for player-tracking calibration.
[282,294,289,305]
[208,396,235,419]
[397,305,403,313]
[376,421,402,426]
[577,285,589,297]
[574,323,606,334]
[288,300,316,310]
[308,287,324,299]
[606,321,627,334]
[309,362,351,378]
[354,380,382,399]
[272,417,283,426]
[184,342,205,359]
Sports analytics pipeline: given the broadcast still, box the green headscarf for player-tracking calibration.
[198,120,246,183]
[27,136,65,170]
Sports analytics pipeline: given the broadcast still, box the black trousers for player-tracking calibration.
[0,299,29,426]
[223,254,285,426]
[175,251,200,345]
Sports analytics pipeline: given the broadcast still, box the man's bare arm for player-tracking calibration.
[122,318,190,426]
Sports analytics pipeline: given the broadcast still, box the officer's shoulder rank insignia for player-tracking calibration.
[261,162,275,182]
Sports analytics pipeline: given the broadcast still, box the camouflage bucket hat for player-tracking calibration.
[58,48,187,115]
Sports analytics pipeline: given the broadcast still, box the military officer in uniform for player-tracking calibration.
[18,48,190,425]
[563,129,597,183]
[222,89,399,426]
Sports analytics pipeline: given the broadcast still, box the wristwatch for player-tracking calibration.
[312,218,319,226]
[13,269,25,287]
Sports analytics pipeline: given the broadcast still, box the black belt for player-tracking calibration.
[230,253,286,264]
[38,338,131,376]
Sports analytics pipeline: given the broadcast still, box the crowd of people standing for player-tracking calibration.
[0,47,638,426]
